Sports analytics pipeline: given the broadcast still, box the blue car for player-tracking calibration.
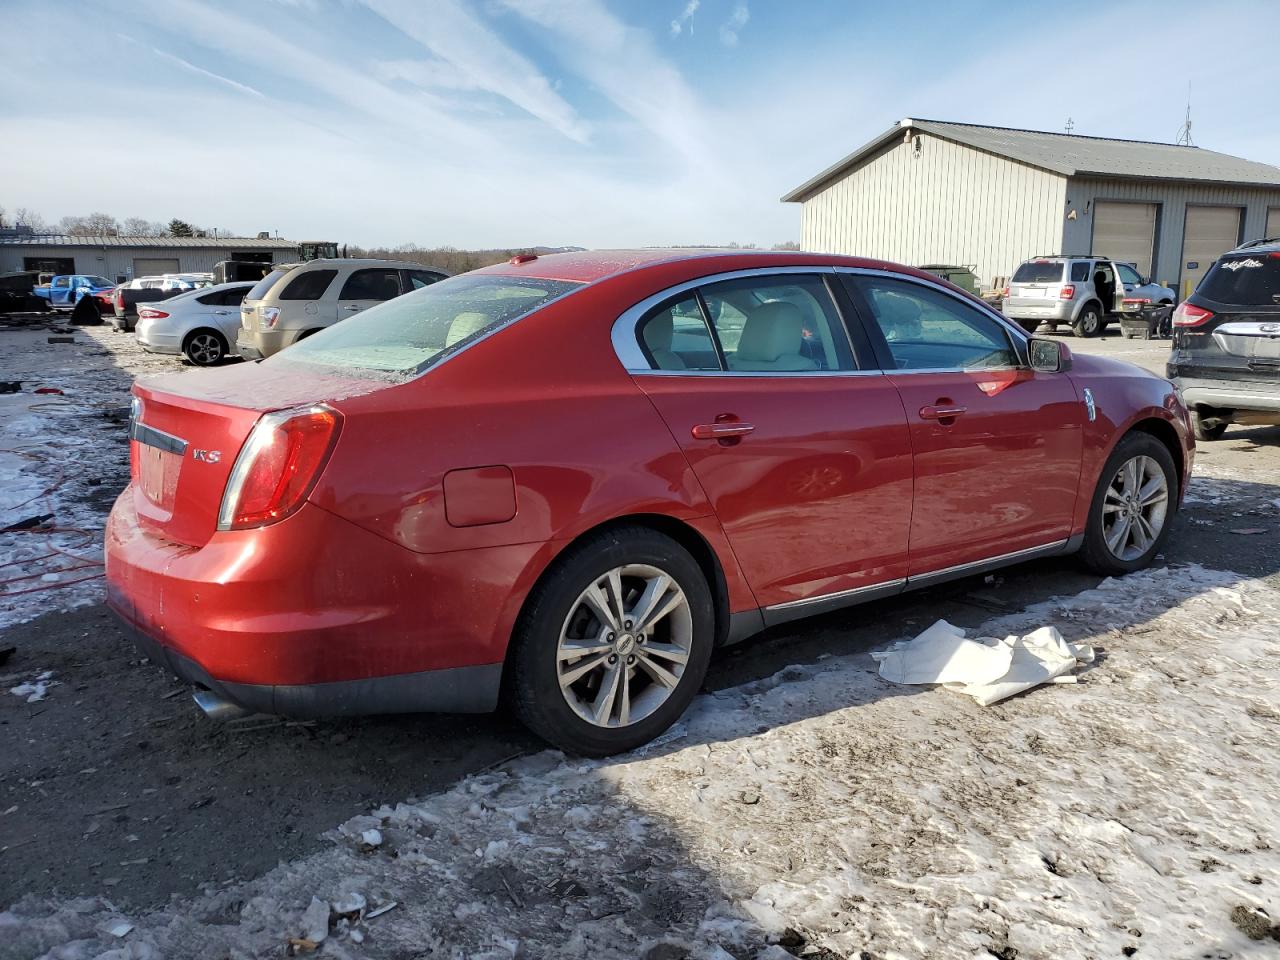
[34,274,116,310]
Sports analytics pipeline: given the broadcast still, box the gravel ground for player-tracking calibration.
[1,320,1278,922]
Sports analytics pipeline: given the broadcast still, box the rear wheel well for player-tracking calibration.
[501,514,732,688]
[1127,418,1185,498]
[181,326,227,349]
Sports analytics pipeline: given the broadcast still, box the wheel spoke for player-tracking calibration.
[559,652,609,689]
[605,569,626,626]
[1124,458,1140,496]
[637,652,680,689]
[1139,476,1167,506]
[591,662,623,725]
[639,641,688,665]
[635,590,684,636]
[1105,516,1131,554]
[627,574,670,633]
[618,668,631,726]
[1130,515,1150,552]
[580,583,621,632]
[558,638,613,661]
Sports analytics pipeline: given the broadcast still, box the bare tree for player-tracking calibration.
[13,207,50,232]
[60,212,120,236]
[122,217,168,237]
[772,240,801,251]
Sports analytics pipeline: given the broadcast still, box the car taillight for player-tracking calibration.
[217,405,342,531]
[1001,286,1010,298]
[262,306,280,328]
[1171,302,1214,328]
[138,308,169,319]
[1059,284,1075,299]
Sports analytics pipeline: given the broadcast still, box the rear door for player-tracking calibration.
[50,276,72,306]
[843,272,1083,576]
[334,267,404,322]
[624,270,915,610]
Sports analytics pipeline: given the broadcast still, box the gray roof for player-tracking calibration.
[0,234,298,249]
[782,118,1280,202]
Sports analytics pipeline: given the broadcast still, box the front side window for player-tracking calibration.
[280,268,338,301]
[701,275,854,372]
[279,274,581,378]
[857,276,1018,371]
[340,268,402,301]
[53,277,70,289]
[1116,263,1143,285]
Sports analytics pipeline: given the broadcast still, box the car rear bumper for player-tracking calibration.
[103,490,535,717]
[137,331,182,355]
[1002,300,1074,322]
[1173,375,1280,413]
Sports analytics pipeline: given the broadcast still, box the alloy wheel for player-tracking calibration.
[1101,455,1169,561]
[187,334,223,365]
[556,563,692,728]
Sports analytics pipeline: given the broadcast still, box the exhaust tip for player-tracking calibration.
[192,687,252,722]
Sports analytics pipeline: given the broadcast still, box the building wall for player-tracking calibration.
[799,132,1067,288]
[0,245,296,279]
[1061,177,1280,291]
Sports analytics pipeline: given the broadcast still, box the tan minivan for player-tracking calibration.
[236,258,448,359]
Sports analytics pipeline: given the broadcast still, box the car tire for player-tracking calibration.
[1073,305,1102,338]
[507,526,715,757]
[1192,409,1228,442]
[1078,432,1178,577]
[183,329,228,366]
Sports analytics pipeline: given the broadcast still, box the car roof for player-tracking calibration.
[470,248,947,285]
[1231,237,1280,255]
[282,258,437,269]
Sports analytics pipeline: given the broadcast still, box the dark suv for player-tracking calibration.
[1167,238,1280,440]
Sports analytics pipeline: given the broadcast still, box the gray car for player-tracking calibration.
[1003,255,1175,337]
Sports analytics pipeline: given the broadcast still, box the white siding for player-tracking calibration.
[798,133,1066,289]
[1062,177,1280,292]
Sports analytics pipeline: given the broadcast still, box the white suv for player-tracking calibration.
[236,258,449,359]
[1002,256,1175,337]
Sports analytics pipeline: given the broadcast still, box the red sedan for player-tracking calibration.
[105,250,1192,755]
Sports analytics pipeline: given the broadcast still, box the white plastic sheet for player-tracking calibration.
[871,620,1094,705]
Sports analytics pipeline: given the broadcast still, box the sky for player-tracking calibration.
[1,0,1278,249]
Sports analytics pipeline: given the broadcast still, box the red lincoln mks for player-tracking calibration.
[106,250,1193,755]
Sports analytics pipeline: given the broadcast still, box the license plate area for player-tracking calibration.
[138,445,181,511]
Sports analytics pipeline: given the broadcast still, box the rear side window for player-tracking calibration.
[1196,255,1280,304]
[637,295,721,372]
[340,268,402,301]
[1013,261,1065,283]
[1070,262,1091,282]
[196,290,220,305]
[700,275,855,372]
[280,268,337,301]
[247,268,289,300]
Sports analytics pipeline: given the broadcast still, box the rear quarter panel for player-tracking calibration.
[1067,353,1193,532]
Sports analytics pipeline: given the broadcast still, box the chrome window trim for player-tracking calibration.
[611,265,872,376]
[766,577,907,611]
[833,266,1033,369]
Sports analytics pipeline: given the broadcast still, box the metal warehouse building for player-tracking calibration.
[0,233,299,281]
[783,118,1280,298]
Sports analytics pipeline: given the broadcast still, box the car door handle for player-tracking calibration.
[691,421,755,440]
[919,404,967,421]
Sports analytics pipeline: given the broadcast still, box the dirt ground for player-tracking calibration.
[1,323,1278,912]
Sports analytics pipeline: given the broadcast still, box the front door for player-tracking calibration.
[334,267,404,322]
[845,273,1084,576]
[628,272,914,609]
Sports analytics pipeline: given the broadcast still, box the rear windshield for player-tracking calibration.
[1197,254,1280,305]
[277,275,582,379]
[1012,261,1065,283]
[246,268,291,301]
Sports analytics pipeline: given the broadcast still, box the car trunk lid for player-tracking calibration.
[128,362,388,547]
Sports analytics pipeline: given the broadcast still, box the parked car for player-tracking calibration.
[135,281,255,366]
[1003,256,1174,337]
[32,274,116,310]
[111,275,209,330]
[107,250,1191,756]
[212,260,275,285]
[1167,237,1280,440]
[235,258,448,359]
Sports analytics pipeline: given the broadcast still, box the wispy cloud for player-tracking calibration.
[670,0,699,35]
[358,0,591,143]
[719,2,749,46]
[117,33,264,98]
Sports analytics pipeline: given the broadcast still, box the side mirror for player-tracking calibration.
[1029,337,1071,373]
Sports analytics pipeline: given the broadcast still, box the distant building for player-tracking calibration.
[783,118,1280,296]
[0,234,299,280]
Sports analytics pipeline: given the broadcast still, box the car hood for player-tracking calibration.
[1068,350,1169,383]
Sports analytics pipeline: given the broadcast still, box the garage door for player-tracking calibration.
[1267,207,1280,239]
[1181,206,1242,298]
[1093,201,1157,277]
[132,257,180,278]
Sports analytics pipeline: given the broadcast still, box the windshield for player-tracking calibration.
[277,274,582,378]
[1012,261,1065,283]
[1197,255,1280,305]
